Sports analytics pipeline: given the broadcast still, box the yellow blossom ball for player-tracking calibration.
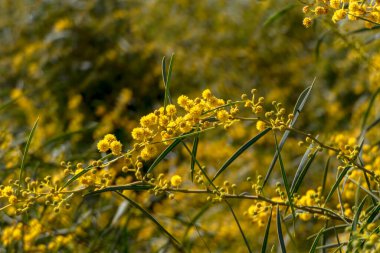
[171,175,182,187]
[303,17,312,28]
[104,134,117,144]
[165,104,177,116]
[256,120,267,131]
[110,141,122,155]
[131,127,144,141]
[216,110,230,122]
[202,89,213,100]
[97,139,110,153]
[8,195,17,205]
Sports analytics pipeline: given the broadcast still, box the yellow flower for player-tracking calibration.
[171,175,182,187]
[8,195,17,205]
[202,89,213,100]
[216,110,230,122]
[2,186,13,197]
[97,139,109,153]
[104,134,117,144]
[110,141,122,155]
[165,104,177,116]
[131,127,145,141]
[302,17,312,28]
[256,120,267,131]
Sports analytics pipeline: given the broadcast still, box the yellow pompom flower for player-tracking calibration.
[202,89,213,100]
[330,0,341,9]
[140,145,158,161]
[131,127,145,141]
[171,175,182,187]
[104,134,117,144]
[216,110,230,122]
[165,104,177,116]
[256,120,267,131]
[8,195,17,205]
[2,186,14,197]
[97,139,110,153]
[303,17,312,28]
[332,9,347,23]
[110,141,122,155]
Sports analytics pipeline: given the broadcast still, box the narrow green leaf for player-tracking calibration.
[325,166,350,204]
[147,137,184,174]
[165,53,174,105]
[42,122,97,148]
[162,56,167,87]
[182,204,211,242]
[225,200,252,253]
[321,157,330,196]
[191,133,199,182]
[309,227,325,253]
[261,207,273,253]
[263,79,315,187]
[163,54,174,109]
[276,205,287,253]
[348,25,380,34]
[263,4,296,27]
[351,196,367,234]
[18,117,39,190]
[366,204,380,223]
[274,134,296,225]
[316,243,347,250]
[86,183,153,196]
[115,191,183,250]
[365,116,380,133]
[0,97,19,112]
[360,88,380,136]
[212,128,271,182]
[290,151,318,196]
[307,224,349,240]
[315,32,327,61]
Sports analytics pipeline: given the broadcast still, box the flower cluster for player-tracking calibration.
[302,0,380,28]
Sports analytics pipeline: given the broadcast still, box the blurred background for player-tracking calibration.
[0,0,379,252]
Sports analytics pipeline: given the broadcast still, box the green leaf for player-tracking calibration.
[276,205,287,253]
[315,32,328,61]
[309,227,325,253]
[42,122,97,148]
[0,97,19,113]
[366,204,380,223]
[351,196,367,234]
[360,88,380,137]
[147,136,184,174]
[182,203,211,242]
[212,128,271,182]
[191,133,200,182]
[307,224,349,240]
[325,166,350,204]
[263,79,315,187]
[165,53,174,104]
[163,54,175,108]
[115,191,183,251]
[321,157,330,196]
[261,207,273,253]
[348,25,380,34]
[162,56,167,88]
[290,151,318,196]
[263,4,296,27]
[225,200,252,253]
[86,183,153,196]
[18,117,39,190]
[274,134,296,226]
